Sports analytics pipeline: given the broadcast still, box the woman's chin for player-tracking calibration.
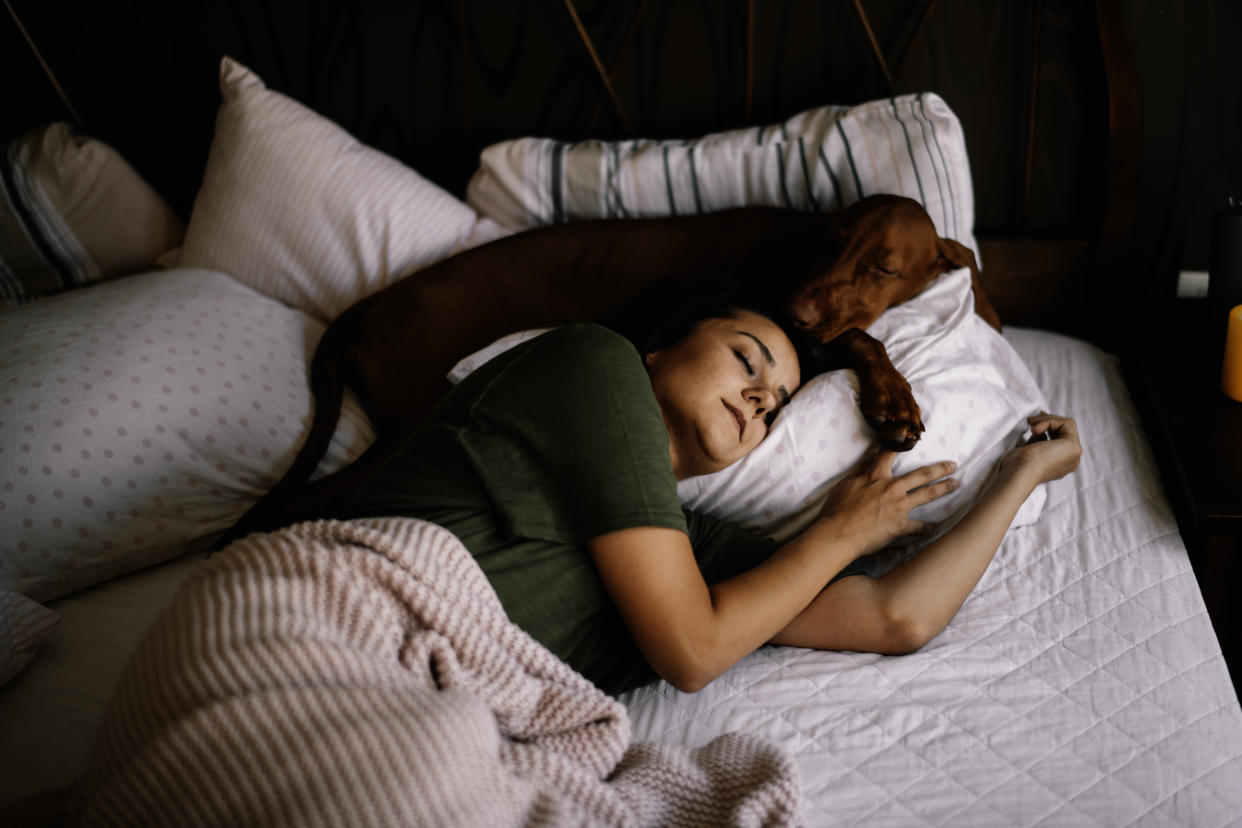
[688,434,744,477]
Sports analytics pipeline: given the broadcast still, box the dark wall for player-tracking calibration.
[1126,0,1240,298]
[2,0,1236,304]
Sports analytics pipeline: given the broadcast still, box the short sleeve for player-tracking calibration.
[457,324,688,542]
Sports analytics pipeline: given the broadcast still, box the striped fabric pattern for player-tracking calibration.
[467,93,980,260]
[76,518,800,826]
[0,131,97,309]
[177,58,507,321]
[0,590,59,686]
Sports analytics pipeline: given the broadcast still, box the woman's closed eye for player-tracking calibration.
[733,348,756,376]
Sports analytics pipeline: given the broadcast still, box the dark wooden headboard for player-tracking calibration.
[2,0,1140,346]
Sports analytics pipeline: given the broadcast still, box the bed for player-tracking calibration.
[2,1,1241,824]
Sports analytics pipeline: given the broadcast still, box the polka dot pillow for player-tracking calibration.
[0,269,374,602]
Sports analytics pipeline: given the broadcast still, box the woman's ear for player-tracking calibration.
[644,350,661,368]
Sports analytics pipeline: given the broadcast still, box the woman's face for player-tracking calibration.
[646,310,801,479]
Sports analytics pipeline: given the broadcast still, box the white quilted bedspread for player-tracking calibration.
[621,328,1242,826]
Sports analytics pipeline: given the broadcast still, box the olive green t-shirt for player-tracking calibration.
[339,324,778,695]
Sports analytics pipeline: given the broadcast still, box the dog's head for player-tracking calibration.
[785,194,977,342]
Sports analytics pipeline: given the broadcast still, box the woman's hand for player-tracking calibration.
[999,413,1082,485]
[812,450,958,557]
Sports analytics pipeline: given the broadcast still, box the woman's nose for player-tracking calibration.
[746,387,777,415]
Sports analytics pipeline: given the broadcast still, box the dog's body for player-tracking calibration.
[231,194,999,537]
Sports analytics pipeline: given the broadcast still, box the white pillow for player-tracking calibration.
[466,92,979,260]
[676,267,1047,543]
[0,269,374,602]
[447,269,1046,545]
[176,57,508,321]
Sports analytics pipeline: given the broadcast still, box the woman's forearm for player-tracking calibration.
[770,464,1042,654]
[867,463,1042,645]
[696,522,868,676]
[663,455,962,686]
[590,520,867,693]
[681,463,971,685]
[771,417,1081,655]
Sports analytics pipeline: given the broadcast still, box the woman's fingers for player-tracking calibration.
[908,475,959,505]
[899,459,957,492]
[1003,412,1082,483]
[1027,412,1078,442]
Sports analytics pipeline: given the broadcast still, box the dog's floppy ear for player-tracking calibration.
[937,237,1002,332]
[937,236,977,275]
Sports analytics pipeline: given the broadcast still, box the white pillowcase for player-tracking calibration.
[177,57,508,321]
[0,269,374,602]
[676,267,1047,543]
[466,92,979,260]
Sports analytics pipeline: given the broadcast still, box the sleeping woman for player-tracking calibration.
[336,297,1082,696]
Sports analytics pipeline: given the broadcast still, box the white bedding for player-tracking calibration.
[2,328,1241,824]
[621,328,1242,825]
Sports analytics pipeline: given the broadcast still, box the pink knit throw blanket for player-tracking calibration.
[73,518,801,826]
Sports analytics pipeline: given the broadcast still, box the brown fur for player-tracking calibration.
[228,194,999,539]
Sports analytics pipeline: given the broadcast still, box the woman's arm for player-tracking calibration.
[589,453,958,692]
[772,413,1083,653]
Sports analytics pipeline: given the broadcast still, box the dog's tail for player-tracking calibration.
[217,315,352,547]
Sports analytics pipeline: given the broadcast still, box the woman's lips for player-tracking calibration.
[723,400,745,441]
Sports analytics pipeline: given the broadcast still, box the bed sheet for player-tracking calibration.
[620,327,1242,826]
[0,552,201,804]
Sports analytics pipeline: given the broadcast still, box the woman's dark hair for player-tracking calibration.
[606,273,826,380]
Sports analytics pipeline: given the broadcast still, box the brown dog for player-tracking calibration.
[229,194,999,537]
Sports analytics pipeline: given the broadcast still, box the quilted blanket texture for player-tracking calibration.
[70,518,800,826]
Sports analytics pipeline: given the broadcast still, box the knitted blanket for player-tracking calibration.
[72,518,801,826]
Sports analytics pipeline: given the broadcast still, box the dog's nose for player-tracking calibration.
[789,301,821,329]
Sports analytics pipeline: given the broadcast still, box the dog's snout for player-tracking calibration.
[789,301,821,329]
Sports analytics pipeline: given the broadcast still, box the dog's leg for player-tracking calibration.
[825,328,923,451]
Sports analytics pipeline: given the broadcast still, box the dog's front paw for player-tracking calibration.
[870,415,923,451]
[861,378,924,451]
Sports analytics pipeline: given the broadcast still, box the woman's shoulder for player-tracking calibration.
[529,324,644,371]
[542,323,635,351]
[463,323,649,411]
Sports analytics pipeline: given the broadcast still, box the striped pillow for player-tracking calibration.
[177,57,507,321]
[1,590,58,686]
[465,93,979,259]
[0,123,184,310]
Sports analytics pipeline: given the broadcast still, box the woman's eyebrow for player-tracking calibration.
[738,330,790,406]
[739,331,774,365]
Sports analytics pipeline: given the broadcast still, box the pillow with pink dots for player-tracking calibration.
[0,268,374,603]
